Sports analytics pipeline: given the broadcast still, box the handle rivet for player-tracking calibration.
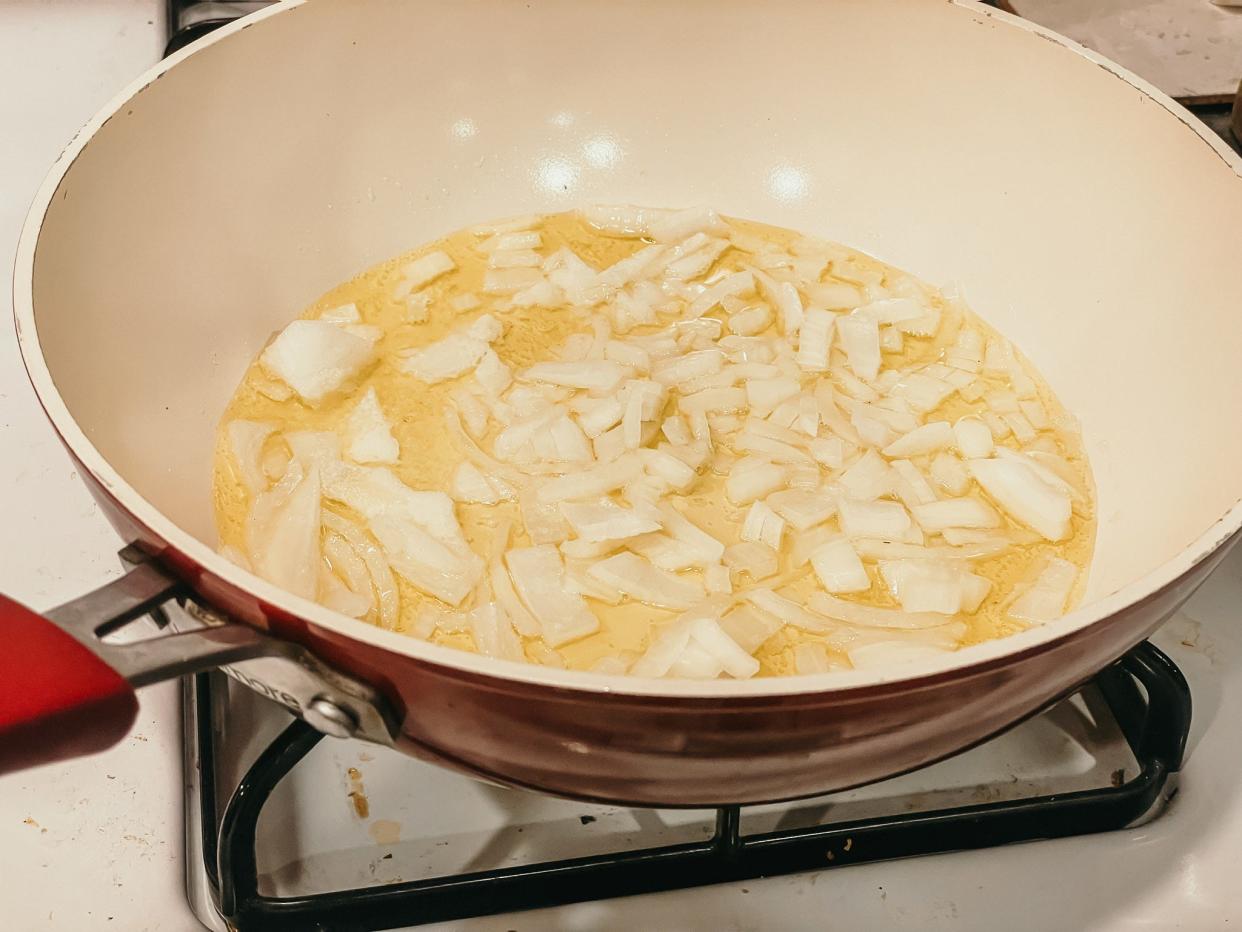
[305,696,359,739]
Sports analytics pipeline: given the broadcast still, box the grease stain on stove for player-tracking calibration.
[369,819,402,846]
[346,766,369,819]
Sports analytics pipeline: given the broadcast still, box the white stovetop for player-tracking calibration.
[0,4,1239,930]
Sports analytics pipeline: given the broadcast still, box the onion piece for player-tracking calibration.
[929,452,972,495]
[659,504,726,564]
[537,455,641,503]
[227,420,276,496]
[344,387,399,464]
[953,416,994,458]
[810,537,870,593]
[401,328,495,385]
[719,605,781,653]
[524,360,628,393]
[688,271,754,317]
[807,592,950,629]
[630,621,695,678]
[878,559,966,614]
[1008,557,1077,623]
[968,456,1071,541]
[766,489,836,532]
[740,500,786,550]
[322,511,399,629]
[883,421,954,458]
[450,462,515,504]
[839,450,894,501]
[704,563,733,594]
[247,464,322,600]
[505,545,599,646]
[911,497,1001,531]
[520,487,570,545]
[467,603,525,662]
[261,320,377,403]
[722,541,779,582]
[744,589,833,633]
[587,552,704,610]
[726,458,787,505]
[837,315,881,382]
[753,269,804,336]
[652,348,724,386]
[689,617,760,679]
[795,308,835,371]
[401,251,456,290]
[561,500,661,543]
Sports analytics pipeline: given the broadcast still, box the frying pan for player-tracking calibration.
[4,0,1242,805]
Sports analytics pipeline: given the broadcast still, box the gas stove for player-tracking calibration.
[184,642,1192,930]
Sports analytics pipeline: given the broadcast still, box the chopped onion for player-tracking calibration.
[524,360,628,393]
[890,459,937,508]
[1008,557,1077,623]
[401,251,456,290]
[401,327,495,384]
[688,271,754,317]
[953,417,994,459]
[704,563,733,594]
[477,230,542,253]
[740,500,786,550]
[883,421,953,457]
[795,308,835,371]
[450,462,515,504]
[968,456,1071,541]
[659,503,726,563]
[723,541,779,582]
[248,464,322,600]
[689,617,760,679]
[467,603,525,661]
[520,487,570,544]
[652,348,724,386]
[630,620,695,677]
[475,350,513,395]
[261,320,377,403]
[929,452,971,495]
[766,489,836,531]
[837,315,881,382]
[322,511,399,629]
[719,605,781,653]
[794,642,838,674]
[561,500,661,543]
[911,497,1001,531]
[807,592,950,629]
[744,589,833,633]
[344,387,399,464]
[809,537,870,593]
[505,545,599,646]
[587,552,704,610]
[227,420,276,496]
[726,457,787,505]
[878,559,966,614]
[839,450,894,501]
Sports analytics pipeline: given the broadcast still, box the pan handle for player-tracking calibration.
[0,547,398,775]
[0,550,272,775]
[0,592,140,774]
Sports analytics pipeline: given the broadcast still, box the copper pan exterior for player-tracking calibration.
[15,0,1242,804]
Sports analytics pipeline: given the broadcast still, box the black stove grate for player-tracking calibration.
[192,641,1190,932]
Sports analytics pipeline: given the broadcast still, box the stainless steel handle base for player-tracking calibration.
[46,546,398,746]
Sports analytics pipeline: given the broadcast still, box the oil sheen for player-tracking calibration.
[213,211,1095,676]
